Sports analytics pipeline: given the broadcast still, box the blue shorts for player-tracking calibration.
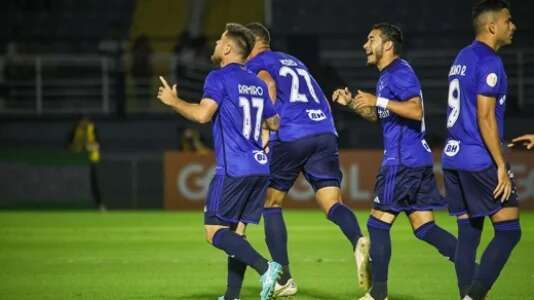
[269,133,342,192]
[373,165,446,212]
[444,166,518,218]
[204,175,269,226]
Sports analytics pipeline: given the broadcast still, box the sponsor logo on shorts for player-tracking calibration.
[374,196,380,203]
[306,109,327,121]
[444,139,460,157]
[253,150,268,165]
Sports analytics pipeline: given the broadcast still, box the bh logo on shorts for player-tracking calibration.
[253,150,268,165]
[306,109,327,121]
[444,139,460,157]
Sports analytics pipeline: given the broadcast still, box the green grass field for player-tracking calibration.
[1,211,533,300]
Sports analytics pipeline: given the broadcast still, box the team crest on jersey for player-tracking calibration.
[486,73,498,87]
[444,140,460,157]
[253,150,268,165]
[305,109,327,121]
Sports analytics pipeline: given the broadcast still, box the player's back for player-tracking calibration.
[442,41,508,171]
[246,51,336,141]
[204,63,276,177]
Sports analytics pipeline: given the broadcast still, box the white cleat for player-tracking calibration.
[358,292,388,300]
[355,236,371,290]
[273,278,298,297]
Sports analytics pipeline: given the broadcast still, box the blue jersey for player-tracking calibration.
[246,50,337,141]
[376,58,433,167]
[442,41,508,171]
[203,63,277,177]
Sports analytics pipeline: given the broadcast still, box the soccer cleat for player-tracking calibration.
[274,278,298,297]
[355,236,371,290]
[217,297,239,300]
[260,261,282,300]
[358,292,388,300]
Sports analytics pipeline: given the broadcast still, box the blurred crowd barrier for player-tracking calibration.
[164,150,534,210]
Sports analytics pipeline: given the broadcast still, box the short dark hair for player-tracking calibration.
[472,0,511,34]
[246,22,271,44]
[224,23,255,59]
[372,23,403,55]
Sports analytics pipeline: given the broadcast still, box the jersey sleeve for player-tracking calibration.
[476,57,502,97]
[390,70,421,101]
[202,71,225,104]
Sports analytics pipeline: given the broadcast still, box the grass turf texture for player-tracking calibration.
[0,211,532,300]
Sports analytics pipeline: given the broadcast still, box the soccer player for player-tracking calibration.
[332,23,458,300]
[242,22,370,297]
[442,1,520,299]
[508,134,534,149]
[157,23,282,300]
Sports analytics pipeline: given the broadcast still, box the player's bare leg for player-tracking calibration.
[408,211,457,262]
[316,186,370,290]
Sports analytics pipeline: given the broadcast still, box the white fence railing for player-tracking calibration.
[1,50,533,115]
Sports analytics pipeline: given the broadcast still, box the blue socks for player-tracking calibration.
[467,220,521,300]
[367,215,392,300]
[225,255,246,300]
[263,207,291,284]
[327,203,363,249]
[455,217,484,296]
[212,228,269,275]
[414,221,458,262]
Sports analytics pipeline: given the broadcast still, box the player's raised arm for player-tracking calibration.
[354,90,422,121]
[332,87,377,122]
[157,76,218,124]
[477,94,512,202]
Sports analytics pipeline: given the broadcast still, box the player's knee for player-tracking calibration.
[493,219,521,246]
[204,226,223,245]
[264,197,283,208]
[413,221,435,240]
[264,189,285,207]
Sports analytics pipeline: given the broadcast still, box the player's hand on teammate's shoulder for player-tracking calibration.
[157,76,179,107]
[508,134,534,150]
[354,90,377,109]
[332,87,353,106]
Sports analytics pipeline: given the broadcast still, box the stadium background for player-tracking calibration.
[1,1,534,300]
[1,0,532,210]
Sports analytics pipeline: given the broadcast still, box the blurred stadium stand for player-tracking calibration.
[0,0,532,208]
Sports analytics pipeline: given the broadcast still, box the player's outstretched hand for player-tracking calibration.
[354,90,377,109]
[157,76,178,107]
[493,166,512,203]
[508,134,534,150]
[332,87,353,106]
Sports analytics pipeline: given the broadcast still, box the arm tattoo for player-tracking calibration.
[348,100,378,122]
